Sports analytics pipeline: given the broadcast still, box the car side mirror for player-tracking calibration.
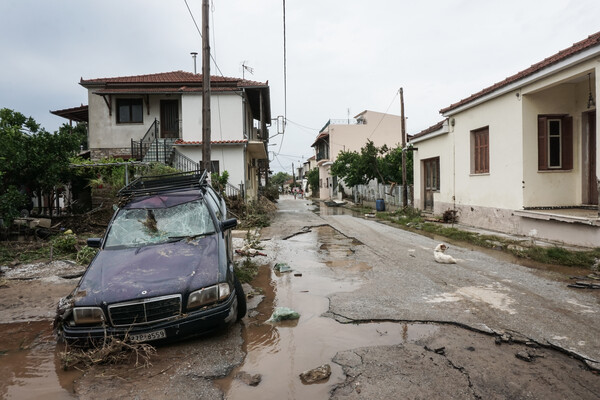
[87,238,102,248]
[221,218,237,232]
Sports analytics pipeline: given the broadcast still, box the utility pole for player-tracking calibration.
[400,88,408,208]
[201,0,211,173]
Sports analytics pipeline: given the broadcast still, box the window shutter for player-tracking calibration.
[562,116,573,170]
[537,116,548,170]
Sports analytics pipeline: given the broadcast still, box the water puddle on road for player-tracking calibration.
[312,203,361,217]
[217,226,438,399]
[0,320,81,400]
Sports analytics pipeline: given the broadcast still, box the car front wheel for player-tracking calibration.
[234,275,246,321]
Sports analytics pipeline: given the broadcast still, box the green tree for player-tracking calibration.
[306,168,319,195]
[0,108,81,218]
[331,150,366,187]
[331,139,413,188]
[271,171,292,190]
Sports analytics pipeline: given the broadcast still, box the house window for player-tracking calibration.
[117,98,143,123]
[471,127,489,174]
[211,160,220,174]
[537,115,573,170]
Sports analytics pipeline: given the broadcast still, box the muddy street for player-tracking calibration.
[1,195,599,399]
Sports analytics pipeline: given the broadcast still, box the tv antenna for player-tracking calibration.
[241,61,254,79]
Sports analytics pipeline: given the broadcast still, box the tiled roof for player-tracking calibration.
[411,120,446,140]
[173,139,247,145]
[311,132,329,147]
[440,31,600,114]
[92,87,241,94]
[50,105,89,122]
[80,71,267,88]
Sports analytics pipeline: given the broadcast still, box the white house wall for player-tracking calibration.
[87,92,167,152]
[452,94,524,210]
[413,132,453,213]
[176,145,246,189]
[181,93,244,141]
[522,84,580,206]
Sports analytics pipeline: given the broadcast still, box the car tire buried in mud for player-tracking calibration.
[234,275,246,321]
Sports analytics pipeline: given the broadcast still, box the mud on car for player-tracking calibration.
[56,171,246,344]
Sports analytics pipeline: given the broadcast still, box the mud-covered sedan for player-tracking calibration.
[57,172,245,344]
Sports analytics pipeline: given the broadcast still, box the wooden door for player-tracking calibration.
[160,100,179,138]
[423,157,440,212]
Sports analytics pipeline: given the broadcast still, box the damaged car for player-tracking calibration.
[56,171,245,344]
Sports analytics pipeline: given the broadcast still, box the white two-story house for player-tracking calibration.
[79,71,271,200]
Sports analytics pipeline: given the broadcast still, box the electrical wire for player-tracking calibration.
[183,0,225,77]
[277,0,288,157]
[210,0,226,170]
[285,118,318,132]
[367,90,400,139]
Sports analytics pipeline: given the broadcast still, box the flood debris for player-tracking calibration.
[568,273,600,289]
[267,307,300,322]
[236,371,262,386]
[495,333,513,345]
[425,345,447,356]
[60,335,157,369]
[515,350,542,362]
[235,249,267,257]
[568,282,600,289]
[274,263,292,273]
[299,363,331,384]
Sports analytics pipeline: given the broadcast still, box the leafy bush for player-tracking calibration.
[0,186,29,226]
[76,245,98,265]
[211,170,229,195]
[260,182,280,202]
[51,233,78,254]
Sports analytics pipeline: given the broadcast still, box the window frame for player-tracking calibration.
[471,126,490,174]
[537,115,573,171]
[116,98,144,124]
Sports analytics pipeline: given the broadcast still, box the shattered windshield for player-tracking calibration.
[104,199,215,248]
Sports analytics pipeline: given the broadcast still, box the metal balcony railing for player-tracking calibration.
[131,119,160,160]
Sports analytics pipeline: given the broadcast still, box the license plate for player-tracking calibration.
[129,329,166,343]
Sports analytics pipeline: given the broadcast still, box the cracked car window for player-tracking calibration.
[104,199,215,248]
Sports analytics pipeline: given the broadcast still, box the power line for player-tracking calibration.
[277,0,288,157]
[367,90,400,139]
[183,0,224,77]
[285,118,318,132]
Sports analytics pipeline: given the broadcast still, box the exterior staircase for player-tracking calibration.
[142,138,177,164]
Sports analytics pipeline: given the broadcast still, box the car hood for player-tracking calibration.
[74,235,221,306]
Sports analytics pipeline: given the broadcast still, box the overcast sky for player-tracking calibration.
[1,0,599,173]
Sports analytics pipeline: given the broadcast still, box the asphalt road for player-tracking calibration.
[264,196,600,369]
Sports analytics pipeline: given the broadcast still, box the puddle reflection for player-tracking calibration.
[0,321,81,400]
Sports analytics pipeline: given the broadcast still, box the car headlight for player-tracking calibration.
[73,307,106,325]
[187,283,231,310]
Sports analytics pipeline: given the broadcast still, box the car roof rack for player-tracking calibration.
[118,169,209,197]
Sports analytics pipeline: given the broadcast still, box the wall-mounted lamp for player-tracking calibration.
[587,73,595,109]
[450,118,455,127]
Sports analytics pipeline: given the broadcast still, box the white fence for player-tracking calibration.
[351,181,413,210]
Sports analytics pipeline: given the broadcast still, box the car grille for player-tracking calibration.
[108,295,182,327]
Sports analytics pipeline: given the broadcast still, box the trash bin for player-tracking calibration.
[376,198,385,212]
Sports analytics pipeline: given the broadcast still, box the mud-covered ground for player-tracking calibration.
[1,196,599,399]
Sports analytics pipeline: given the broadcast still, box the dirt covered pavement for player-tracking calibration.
[0,196,599,399]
